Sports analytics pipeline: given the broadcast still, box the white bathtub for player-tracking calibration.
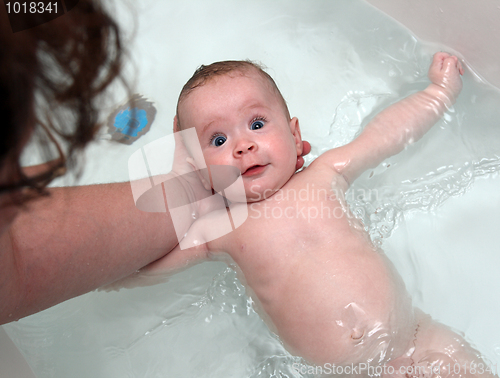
[1,1,499,376]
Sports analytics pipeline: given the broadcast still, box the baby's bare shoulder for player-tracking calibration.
[295,153,350,191]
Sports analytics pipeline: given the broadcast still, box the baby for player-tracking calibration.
[116,53,494,376]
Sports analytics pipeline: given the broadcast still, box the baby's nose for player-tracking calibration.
[234,139,257,156]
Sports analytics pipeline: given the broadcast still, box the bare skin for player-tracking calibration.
[0,183,176,323]
[0,127,310,324]
[112,54,494,376]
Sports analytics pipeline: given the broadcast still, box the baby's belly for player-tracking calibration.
[231,197,417,366]
[244,236,416,366]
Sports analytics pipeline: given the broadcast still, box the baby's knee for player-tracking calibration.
[385,312,498,378]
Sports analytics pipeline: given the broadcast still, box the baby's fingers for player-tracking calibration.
[428,52,463,103]
[431,52,463,75]
[430,52,449,71]
[457,58,464,75]
[443,55,464,76]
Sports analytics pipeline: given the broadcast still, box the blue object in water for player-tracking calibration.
[114,108,148,137]
[107,94,156,144]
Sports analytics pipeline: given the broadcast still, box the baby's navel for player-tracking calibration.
[351,328,365,342]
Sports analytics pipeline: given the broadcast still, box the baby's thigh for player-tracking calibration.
[386,310,496,378]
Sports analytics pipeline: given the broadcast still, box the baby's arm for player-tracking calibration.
[319,52,463,185]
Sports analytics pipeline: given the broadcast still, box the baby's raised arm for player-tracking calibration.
[320,52,463,185]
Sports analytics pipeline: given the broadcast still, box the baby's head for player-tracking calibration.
[175,61,303,202]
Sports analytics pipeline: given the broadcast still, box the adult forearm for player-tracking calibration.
[0,181,182,324]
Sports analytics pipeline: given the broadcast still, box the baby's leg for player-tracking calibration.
[386,310,497,378]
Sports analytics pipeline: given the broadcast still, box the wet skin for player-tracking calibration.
[113,54,493,375]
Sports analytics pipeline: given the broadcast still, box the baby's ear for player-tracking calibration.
[173,115,180,132]
[290,117,303,156]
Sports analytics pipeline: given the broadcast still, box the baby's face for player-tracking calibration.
[178,72,302,202]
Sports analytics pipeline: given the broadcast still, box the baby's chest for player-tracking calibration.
[234,186,348,254]
[249,179,345,226]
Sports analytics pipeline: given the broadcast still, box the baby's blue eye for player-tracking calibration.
[211,135,227,147]
[251,120,265,130]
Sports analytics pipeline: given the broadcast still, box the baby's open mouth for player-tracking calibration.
[242,165,267,177]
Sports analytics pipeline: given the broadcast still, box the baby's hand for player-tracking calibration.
[427,52,464,105]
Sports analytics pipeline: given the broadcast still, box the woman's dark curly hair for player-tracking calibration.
[0,0,124,195]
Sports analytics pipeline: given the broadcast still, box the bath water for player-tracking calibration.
[5,0,500,377]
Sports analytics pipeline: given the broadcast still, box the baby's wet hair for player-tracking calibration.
[176,60,290,129]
